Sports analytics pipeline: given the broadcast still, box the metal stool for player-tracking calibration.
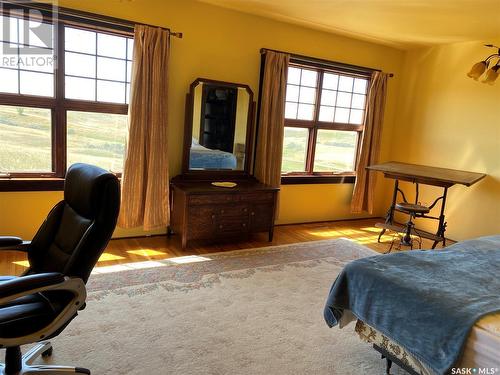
[388,202,430,252]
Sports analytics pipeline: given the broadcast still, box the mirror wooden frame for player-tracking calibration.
[181,78,256,179]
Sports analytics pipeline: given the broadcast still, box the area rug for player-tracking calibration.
[40,238,404,374]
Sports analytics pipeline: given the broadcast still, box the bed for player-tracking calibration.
[189,142,237,170]
[324,236,500,375]
[355,314,500,374]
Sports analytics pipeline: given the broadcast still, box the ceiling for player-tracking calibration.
[197,0,500,49]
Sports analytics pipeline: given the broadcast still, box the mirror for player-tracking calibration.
[183,78,255,175]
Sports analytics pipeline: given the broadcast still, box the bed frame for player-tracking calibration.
[373,345,420,375]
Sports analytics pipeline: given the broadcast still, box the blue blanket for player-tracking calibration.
[190,146,237,170]
[324,236,500,375]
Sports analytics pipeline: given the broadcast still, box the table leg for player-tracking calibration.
[378,179,399,243]
[432,186,448,249]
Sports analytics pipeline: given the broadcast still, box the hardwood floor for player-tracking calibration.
[0,218,448,276]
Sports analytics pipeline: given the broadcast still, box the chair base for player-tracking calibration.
[0,342,90,375]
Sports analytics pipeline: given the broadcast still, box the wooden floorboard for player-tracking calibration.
[0,218,448,276]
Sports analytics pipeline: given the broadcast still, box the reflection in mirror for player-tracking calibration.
[189,81,251,171]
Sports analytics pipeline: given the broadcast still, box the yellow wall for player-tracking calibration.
[390,41,500,240]
[191,83,203,143]
[234,87,250,147]
[0,0,405,239]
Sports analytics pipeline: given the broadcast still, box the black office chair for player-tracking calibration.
[0,163,120,374]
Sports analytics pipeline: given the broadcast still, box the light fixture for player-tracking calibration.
[467,44,500,85]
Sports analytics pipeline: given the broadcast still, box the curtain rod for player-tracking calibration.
[260,48,394,77]
[1,1,183,38]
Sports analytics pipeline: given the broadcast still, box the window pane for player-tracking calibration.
[0,41,15,59]
[67,111,127,172]
[287,67,301,85]
[351,94,366,109]
[65,27,96,54]
[65,52,96,78]
[23,53,54,74]
[282,127,308,173]
[97,33,127,59]
[18,19,54,49]
[127,39,134,60]
[0,105,52,172]
[97,80,126,103]
[334,107,350,123]
[97,57,126,81]
[20,71,54,96]
[286,84,299,102]
[349,109,364,124]
[336,92,352,107]
[0,68,18,93]
[66,76,96,101]
[320,89,336,106]
[126,61,133,82]
[313,130,357,172]
[338,76,354,92]
[322,73,338,90]
[1,16,19,43]
[297,103,314,120]
[318,106,335,122]
[299,86,316,104]
[285,102,298,119]
[300,69,317,87]
[353,78,368,94]
[126,83,131,104]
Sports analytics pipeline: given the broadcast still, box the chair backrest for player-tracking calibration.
[26,163,120,283]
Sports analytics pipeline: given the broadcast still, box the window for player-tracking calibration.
[64,27,132,104]
[282,63,370,183]
[0,6,132,187]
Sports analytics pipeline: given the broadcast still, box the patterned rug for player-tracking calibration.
[40,239,404,374]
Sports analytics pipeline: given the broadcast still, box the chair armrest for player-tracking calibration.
[0,237,22,247]
[0,274,87,348]
[0,236,30,252]
[0,273,65,300]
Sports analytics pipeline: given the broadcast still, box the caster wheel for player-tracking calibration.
[41,347,53,358]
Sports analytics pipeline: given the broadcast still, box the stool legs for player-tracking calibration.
[401,217,414,247]
[387,213,423,253]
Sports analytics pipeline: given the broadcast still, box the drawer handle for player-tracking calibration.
[242,223,246,227]
[211,214,216,219]
[220,209,225,214]
[251,212,255,216]
[219,224,223,229]
[243,208,248,212]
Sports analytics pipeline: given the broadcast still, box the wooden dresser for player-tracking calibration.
[170,179,278,249]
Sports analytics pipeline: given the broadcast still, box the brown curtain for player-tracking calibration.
[118,25,170,230]
[254,51,290,187]
[351,71,389,214]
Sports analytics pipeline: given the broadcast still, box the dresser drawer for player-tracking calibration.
[215,204,250,217]
[216,219,249,234]
[189,194,239,206]
[240,192,274,203]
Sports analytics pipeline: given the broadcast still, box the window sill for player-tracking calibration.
[281,175,356,185]
[0,178,65,192]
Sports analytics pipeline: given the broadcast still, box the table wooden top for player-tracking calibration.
[367,161,486,187]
